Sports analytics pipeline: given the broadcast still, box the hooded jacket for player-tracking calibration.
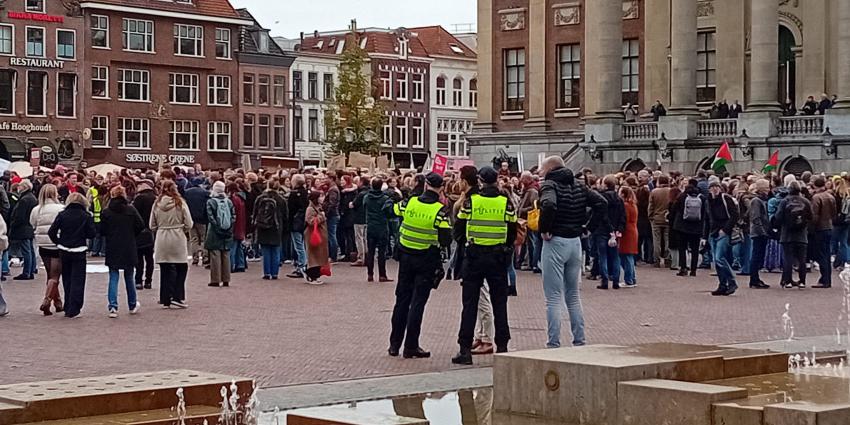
[539,167,608,238]
[183,186,209,225]
[9,189,37,240]
[151,195,194,264]
[671,185,707,235]
[100,197,145,269]
[133,187,157,249]
[48,203,96,252]
[364,188,393,235]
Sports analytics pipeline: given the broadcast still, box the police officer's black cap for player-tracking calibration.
[425,172,444,188]
[479,166,498,184]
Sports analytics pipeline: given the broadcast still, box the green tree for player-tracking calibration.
[324,37,385,157]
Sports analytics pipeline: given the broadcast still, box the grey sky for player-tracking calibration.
[229,0,477,39]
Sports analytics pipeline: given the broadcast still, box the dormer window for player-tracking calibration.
[398,37,409,60]
[449,44,464,54]
[174,0,193,4]
[258,31,269,53]
[314,40,324,50]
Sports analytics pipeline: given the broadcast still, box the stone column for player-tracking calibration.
[833,0,850,109]
[473,0,496,132]
[747,0,780,111]
[643,0,670,109]
[668,0,699,115]
[525,0,549,129]
[715,0,746,105]
[585,0,623,119]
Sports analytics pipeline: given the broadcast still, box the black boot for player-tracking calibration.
[452,349,473,365]
[388,346,400,357]
[403,347,431,359]
[711,282,728,296]
[676,268,688,276]
[724,281,738,296]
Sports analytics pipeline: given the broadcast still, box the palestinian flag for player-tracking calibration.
[762,151,779,174]
[711,141,733,171]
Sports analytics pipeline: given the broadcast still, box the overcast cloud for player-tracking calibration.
[229,0,477,39]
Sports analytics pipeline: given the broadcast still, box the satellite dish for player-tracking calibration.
[82,128,92,141]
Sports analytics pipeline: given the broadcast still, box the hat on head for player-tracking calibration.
[478,166,498,184]
[425,172,444,188]
[709,180,722,189]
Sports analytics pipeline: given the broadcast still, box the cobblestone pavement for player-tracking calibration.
[1,259,846,388]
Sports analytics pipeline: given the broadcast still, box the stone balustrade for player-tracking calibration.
[622,122,659,141]
[696,119,738,138]
[778,116,824,136]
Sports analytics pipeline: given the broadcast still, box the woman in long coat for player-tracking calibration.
[100,185,145,318]
[151,180,193,309]
[304,190,329,285]
[618,186,639,287]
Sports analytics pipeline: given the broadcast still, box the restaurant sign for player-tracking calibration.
[7,12,64,23]
[0,122,52,133]
[125,153,195,165]
[10,57,64,69]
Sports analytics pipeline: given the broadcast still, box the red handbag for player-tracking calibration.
[320,263,332,277]
[309,219,322,247]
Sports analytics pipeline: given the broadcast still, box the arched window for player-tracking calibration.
[782,156,813,177]
[436,76,446,106]
[622,158,646,173]
[452,77,463,107]
[469,79,478,108]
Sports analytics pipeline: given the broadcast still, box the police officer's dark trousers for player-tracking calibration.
[458,245,510,350]
[390,249,437,350]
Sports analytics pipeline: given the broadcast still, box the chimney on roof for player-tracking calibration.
[299,32,304,51]
[314,30,319,38]
[350,19,357,32]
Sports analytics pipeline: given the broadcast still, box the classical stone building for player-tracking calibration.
[470,0,850,176]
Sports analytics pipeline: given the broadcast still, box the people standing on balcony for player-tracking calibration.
[709,102,721,119]
[718,100,730,119]
[802,96,819,115]
[651,100,667,121]
[729,100,743,119]
[623,103,638,122]
[818,93,833,115]
[648,175,672,269]
[782,99,797,117]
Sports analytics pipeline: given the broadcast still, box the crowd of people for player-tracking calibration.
[0,158,847,361]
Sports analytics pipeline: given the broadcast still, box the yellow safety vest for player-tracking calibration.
[395,196,450,250]
[459,194,516,246]
[90,187,102,223]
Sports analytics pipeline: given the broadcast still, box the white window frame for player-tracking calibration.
[56,73,77,118]
[169,120,200,151]
[117,118,150,149]
[258,74,270,105]
[91,115,109,147]
[395,116,408,148]
[208,75,231,106]
[91,15,109,49]
[0,24,14,56]
[380,71,391,100]
[92,65,109,99]
[307,109,319,141]
[215,28,231,59]
[0,70,16,116]
[174,24,203,57]
[122,18,155,53]
[273,75,286,106]
[469,79,478,108]
[395,72,408,101]
[411,117,424,148]
[258,114,271,148]
[273,115,285,148]
[25,70,46,117]
[436,77,446,106]
[56,29,76,61]
[243,113,256,147]
[118,69,150,102]
[452,77,463,107]
[412,73,423,102]
[25,0,45,12]
[25,26,45,58]
[208,121,231,151]
[382,114,392,147]
[169,73,199,105]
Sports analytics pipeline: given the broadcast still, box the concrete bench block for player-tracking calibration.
[763,403,850,425]
[287,407,429,425]
[617,379,748,425]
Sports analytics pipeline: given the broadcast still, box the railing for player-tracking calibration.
[697,119,738,138]
[622,122,658,141]
[778,116,824,136]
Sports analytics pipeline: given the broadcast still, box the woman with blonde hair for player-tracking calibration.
[30,184,65,315]
[47,193,96,319]
[151,180,193,309]
[833,176,850,268]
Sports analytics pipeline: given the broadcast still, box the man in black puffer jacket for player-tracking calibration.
[538,156,607,348]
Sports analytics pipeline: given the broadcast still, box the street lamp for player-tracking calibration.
[655,132,673,160]
[583,135,602,162]
[823,127,837,158]
[736,129,753,159]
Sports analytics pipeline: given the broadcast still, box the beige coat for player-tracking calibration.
[150,195,194,264]
[305,204,329,269]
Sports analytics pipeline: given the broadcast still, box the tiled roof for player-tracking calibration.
[83,0,241,19]
[236,8,287,56]
[408,26,477,59]
[300,28,430,58]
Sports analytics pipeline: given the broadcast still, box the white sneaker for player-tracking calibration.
[162,305,171,310]
[308,279,325,286]
[130,301,141,315]
[108,309,118,318]
[171,301,188,309]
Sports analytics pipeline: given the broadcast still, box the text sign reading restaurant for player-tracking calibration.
[125,153,195,165]
[7,12,64,23]
[0,122,52,133]
[10,57,64,69]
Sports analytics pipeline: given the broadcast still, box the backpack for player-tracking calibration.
[841,196,850,224]
[254,196,279,230]
[213,197,233,233]
[682,194,702,222]
[784,197,808,231]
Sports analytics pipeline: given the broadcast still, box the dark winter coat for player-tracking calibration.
[352,186,369,225]
[539,167,607,239]
[364,188,393,236]
[288,185,308,233]
[594,189,626,236]
[672,185,707,236]
[773,194,813,244]
[339,186,358,228]
[205,194,235,251]
[100,197,145,269]
[9,189,37,241]
[184,186,209,225]
[705,193,739,238]
[254,190,288,246]
[132,188,157,249]
[230,192,247,241]
[48,203,97,252]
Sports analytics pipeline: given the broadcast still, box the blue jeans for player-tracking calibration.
[832,224,849,266]
[327,215,340,261]
[261,244,281,277]
[750,236,767,285]
[291,232,307,271]
[90,235,105,256]
[732,234,752,274]
[620,253,635,285]
[541,236,586,348]
[230,240,246,272]
[592,234,620,286]
[108,267,137,311]
[507,258,516,288]
[0,280,6,315]
[2,250,9,275]
[711,234,735,286]
[20,239,37,276]
[815,229,833,286]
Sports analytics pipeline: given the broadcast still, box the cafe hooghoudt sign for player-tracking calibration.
[0,122,51,133]
[126,153,195,165]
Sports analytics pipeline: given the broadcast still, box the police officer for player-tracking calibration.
[452,166,517,365]
[389,172,452,359]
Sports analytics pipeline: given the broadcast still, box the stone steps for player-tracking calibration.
[14,404,222,425]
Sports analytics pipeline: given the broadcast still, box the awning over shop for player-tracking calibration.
[0,138,26,161]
